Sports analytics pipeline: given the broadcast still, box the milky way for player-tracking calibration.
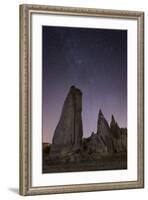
[42,26,127,143]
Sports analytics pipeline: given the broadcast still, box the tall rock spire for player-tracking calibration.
[110,114,120,139]
[50,86,83,157]
[97,110,113,152]
[110,115,116,126]
[97,109,110,136]
[110,114,127,152]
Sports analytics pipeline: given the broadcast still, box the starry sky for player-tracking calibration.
[42,26,127,143]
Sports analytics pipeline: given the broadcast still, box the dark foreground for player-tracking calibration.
[43,153,127,173]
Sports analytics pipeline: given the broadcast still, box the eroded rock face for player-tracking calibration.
[82,112,127,155]
[120,128,127,150]
[50,86,83,159]
[97,110,114,152]
[83,132,107,154]
[110,115,127,153]
[48,87,127,163]
[110,115,121,139]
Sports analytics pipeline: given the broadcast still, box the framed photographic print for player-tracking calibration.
[19,4,144,196]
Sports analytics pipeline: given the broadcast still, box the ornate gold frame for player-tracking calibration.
[19,4,144,196]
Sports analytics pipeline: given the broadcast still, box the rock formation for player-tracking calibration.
[97,110,114,152]
[110,115,127,152]
[50,86,83,159]
[110,115,121,139]
[81,111,127,155]
[82,132,107,154]
[48,86,127,163]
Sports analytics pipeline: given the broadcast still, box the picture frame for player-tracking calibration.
[19,4,144,196]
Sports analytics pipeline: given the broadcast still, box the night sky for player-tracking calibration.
[42,26,127,143]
